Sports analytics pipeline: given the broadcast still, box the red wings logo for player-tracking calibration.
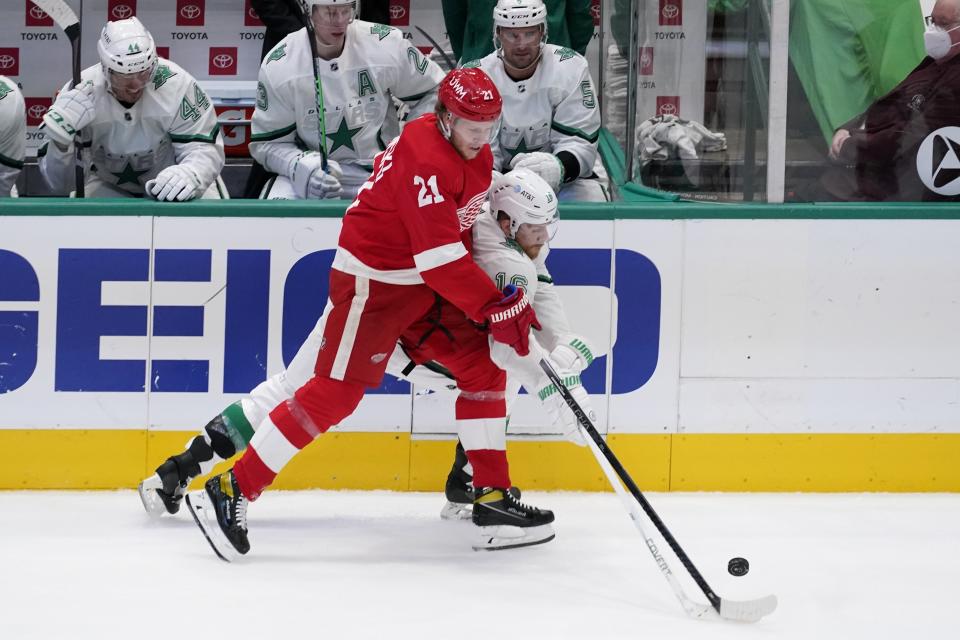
[457,191,487,231]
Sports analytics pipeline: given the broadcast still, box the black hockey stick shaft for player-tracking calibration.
[538,358,722,612]
[299,0,329,171]
[414,26,456,70]
[69,10,84,198]
[32,0,85,197]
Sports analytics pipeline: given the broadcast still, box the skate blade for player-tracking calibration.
[185,491,239,563]
[440,501,473,521]
[138,475,171,518]
[472,523,555,551]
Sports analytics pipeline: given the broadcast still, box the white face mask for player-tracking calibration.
[923,23,960,60]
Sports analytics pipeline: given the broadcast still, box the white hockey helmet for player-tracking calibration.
[493,0,548,68]
[493,0,548,30]
[303,0,358,13]
[97,16,157,76]
[490,168,559,240]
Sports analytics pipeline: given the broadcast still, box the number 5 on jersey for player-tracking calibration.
[414,175,445,207]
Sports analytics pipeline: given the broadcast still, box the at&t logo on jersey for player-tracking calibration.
[24,0,53,27]
[209,47,238,76]
[659,0,682,26]
[24,97,51,126]
[0,49,19,76]
[389,0,410,27]
[108,0,137,21]
[176,0,205,27]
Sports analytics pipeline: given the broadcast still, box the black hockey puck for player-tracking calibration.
[727,557,750,577]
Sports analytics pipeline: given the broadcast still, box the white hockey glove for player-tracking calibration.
[536,363,594,447]
[145,165,203,202]
[550,335,596,374]
[291,152,342,200]
[42,81,97,149]
[510,151,563,193]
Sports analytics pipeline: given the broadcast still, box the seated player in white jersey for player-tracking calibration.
[139,169,596,532]
[38,17,225,200]
[464,0,607,202]
[0,76,26,197]
[250,0,445,200]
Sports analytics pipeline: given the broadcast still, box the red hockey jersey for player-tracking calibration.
[333,114,501,320]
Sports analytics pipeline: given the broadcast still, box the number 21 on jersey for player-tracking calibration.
[413,175,445,207]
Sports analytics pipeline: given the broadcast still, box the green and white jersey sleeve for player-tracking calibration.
[38,60,223,196]
[529,244,572,352]
[477,45,600,176]
[0,76,25,197]
[250,21,443,177]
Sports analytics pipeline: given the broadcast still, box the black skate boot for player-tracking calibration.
[137,450,201,517]
[471,487,555,551]
[185,469,250,562]
[441,441,523,520]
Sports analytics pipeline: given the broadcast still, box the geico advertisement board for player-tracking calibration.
[0,216,677,435]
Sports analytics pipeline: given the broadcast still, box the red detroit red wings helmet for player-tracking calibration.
[438,68,502,122]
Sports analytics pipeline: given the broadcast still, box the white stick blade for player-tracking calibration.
[719,594,778,623]
[29,0,79,31]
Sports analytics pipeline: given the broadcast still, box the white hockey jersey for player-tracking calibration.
[0,76,25,197]
[250,21,445,176]
[472,207,571,350]
[469,45,601,177]
[39,60,224,196]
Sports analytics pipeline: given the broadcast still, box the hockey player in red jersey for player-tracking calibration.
[186,68,556,561]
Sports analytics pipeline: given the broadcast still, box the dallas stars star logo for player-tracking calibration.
[503,136,541,162]
[112,162,150,186]
[369,24,394,41]
[326,118,363,154]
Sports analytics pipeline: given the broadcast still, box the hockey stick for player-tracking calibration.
[414,26,456,71]
[299,0,329,170]
[31,0,85,197]
[538,358,778,623]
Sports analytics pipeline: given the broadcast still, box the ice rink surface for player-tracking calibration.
[1,490,956,639]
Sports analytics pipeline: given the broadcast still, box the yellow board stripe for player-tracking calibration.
[0,430,957,492]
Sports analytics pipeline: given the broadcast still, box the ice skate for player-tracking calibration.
[185,469,249,562]
[138,453,200,517]
[440,441,522,520]
[471,487,555,551]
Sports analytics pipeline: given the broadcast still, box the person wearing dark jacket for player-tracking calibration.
[820,0,960,201]
[443,0,595,65]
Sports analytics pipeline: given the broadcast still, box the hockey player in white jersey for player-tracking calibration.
[139,169,596,538]
[466,0,606,202]
[0,76,25,197]
[39,17,225,200]
[251,0,445,200]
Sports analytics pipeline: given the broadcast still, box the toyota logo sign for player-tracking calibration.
[213,54,234,69]
[112,4,134,20]
[662,4,679,19]
[28,104,48,120]
[0,55,14,70]
[29,5,47,20]
[180,5,201,19]
[249,8,258,19]
[389,5,406,19]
